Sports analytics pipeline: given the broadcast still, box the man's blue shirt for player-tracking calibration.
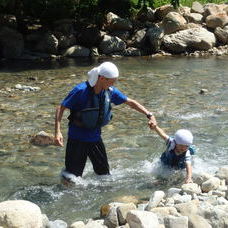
[61,81,127,142]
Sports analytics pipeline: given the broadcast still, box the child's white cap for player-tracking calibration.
[88,62,119,86]
[174,129,193,146]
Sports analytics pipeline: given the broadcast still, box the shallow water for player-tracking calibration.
[0,56,227,223]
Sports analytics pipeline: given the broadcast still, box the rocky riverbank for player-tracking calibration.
[0,166,228,228]
[0,2,228,60]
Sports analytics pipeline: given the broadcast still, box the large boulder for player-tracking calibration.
[105,12,132,31]
[0,200,43,227]
[162,28,216,53]
[144,25,164,53]
[126,210,159,228]
[203,3,228,20]
[26,31,58,54]
[191,1,204,14]
[201,177,221,192]
[214,26,228,44]
[62,45,90,57]
[184,13,203,24]
[99,35,126,54]
[206,13,228,29]
[154,4,175,21]
[162,12,187,34]
[0,26,24,58]
[77,27,103,48]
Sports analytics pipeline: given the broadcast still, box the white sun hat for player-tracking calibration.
[88,62,119,86]
[174,129,193,146]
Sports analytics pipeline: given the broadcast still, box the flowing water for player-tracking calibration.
[0,56,227,224]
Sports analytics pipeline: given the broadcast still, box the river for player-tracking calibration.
[0,56,227,224]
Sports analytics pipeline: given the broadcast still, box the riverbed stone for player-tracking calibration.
[105,12,132,31]
[126,210,159,228]
[191,1,204,14]
[193,172,213,185]
[117,203,136,225]
[184,13,203,24]
[146,190,165,210]
[162,12,187,34]
[201,177,221,192]
[128,29,146,48]
[162,28,216,53]
[0,200,43,228]
[206,13,228,29]
[30,131,55,146]
[199,204,228,228]
[167,188,182,197]
[150,207,180,224]
[100,202,124,218]
[70,221,85,228]
[34,32,58,54]
[144,25,164,53]
[99,35,126,54]
[104,207,119,228]
[154,5,175,21]
[188,214,212,228]
[49,219,67,228]
[174,200,199,216]
[62,45,90,57]
[172,193,192,204]
[181,183,202,195]
[215,166,228,183]
[85,219,107,228]
[164,215,188,228]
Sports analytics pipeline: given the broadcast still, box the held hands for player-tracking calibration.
[55,132,64,147]
[148,118,157,130]
[147,113,157,130]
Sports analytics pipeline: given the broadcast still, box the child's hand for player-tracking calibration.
[148,120,157,129]
[185,177,193,184]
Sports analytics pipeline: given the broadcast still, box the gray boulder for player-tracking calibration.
[162,28,216,53]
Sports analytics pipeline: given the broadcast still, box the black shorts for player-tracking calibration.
[65,138,110,177]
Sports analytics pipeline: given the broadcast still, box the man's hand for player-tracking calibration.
[55,132,64,147]
[148,116,157,129]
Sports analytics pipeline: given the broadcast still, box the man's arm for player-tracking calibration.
[185,163,193,183]
[124,98,157,125]
[55,105,67,147]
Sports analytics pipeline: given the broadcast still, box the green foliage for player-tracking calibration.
[23,0,77,24]
[170,0,179,9]
[136,0,155,8]
[0,0,227,27]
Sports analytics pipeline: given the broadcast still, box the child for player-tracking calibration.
[149,123,195,184]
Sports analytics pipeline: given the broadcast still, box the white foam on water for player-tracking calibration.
[192,156,219,174]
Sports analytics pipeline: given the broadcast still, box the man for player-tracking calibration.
[55,62,156,182]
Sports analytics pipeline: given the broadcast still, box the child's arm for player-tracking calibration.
[185,163,193,183]
[149,123,169,141]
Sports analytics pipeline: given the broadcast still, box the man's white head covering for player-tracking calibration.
[87,62,119,86]
[174,129,193,146]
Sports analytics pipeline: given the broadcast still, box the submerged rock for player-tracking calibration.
[30,131,55,146]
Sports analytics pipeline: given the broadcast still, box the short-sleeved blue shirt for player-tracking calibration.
[61,81,128,142]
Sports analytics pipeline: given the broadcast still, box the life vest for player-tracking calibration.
[68,82,112,129]
[160,137,196,169]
